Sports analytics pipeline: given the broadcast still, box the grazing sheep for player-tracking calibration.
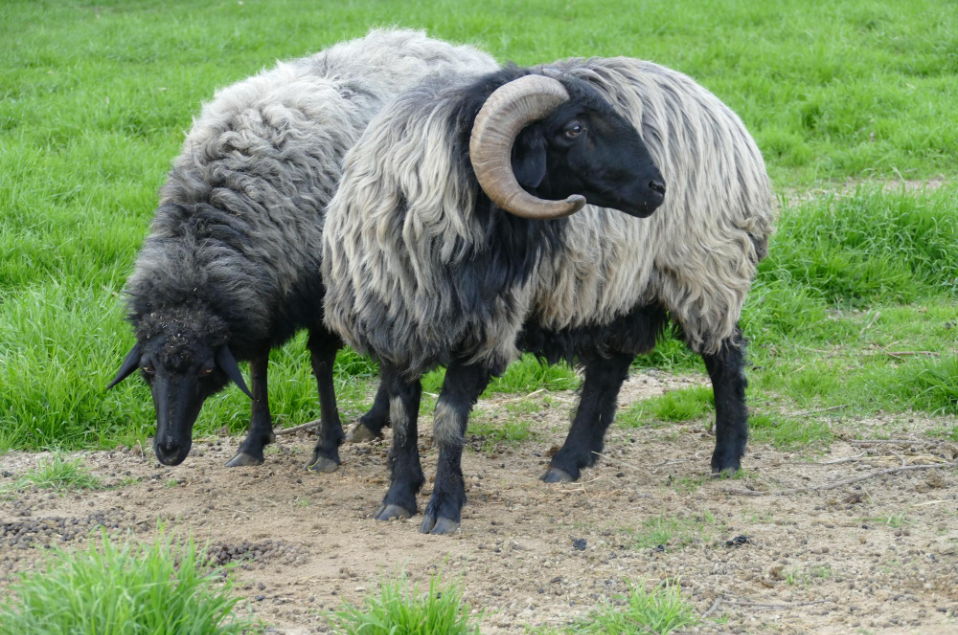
[323,59,774,534]
[108,29,498,469]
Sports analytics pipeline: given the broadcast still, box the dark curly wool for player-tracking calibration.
[133,306,230,372]
[126,30,497,363]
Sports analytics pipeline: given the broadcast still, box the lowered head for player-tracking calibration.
[107,307,251,466]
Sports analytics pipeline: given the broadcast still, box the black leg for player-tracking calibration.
[305,331,346,473]
[225,353,274,467]
[373,363,424,521]
[421,361,491,535]
[345,380,391,442]
[702,331,749,475]
[543,351,634,483]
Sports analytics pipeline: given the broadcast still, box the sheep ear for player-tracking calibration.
[215,345,253,399]
[511,129,547,190]
[107,343,143,390]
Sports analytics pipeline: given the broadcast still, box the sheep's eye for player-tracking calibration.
[564,122,584,138]
[142,365,155,375]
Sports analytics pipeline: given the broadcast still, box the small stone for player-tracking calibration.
[843,492,863,505]
[925,471,946,489]
[572,538,587,551]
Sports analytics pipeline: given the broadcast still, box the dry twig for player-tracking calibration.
[702,598,723,619]
[724,462,957,497]
[847,438,934,445]
[720,598,830,610]
[274,419,321,436]
[591,450,650,474]
[786,452,866,466]
[883,350,940,359]
[817,452,867,465]
[494,388,546,405]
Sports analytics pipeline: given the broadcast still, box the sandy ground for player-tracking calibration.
[2,370,957,634]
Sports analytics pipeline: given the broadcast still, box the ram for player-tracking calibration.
[323,60,774,534]
[108,29,498,469]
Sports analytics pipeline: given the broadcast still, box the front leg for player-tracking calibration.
[543,351,634,483]
[421,361,491,535]
[702,331,749,475]
[305,331,346,473]
[225,352,274,467]
[373,363,424,521]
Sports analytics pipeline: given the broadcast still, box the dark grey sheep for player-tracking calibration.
[109,29,498,468]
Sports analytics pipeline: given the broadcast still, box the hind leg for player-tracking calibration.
[346,381,391,442]
[542,351,635,483]
[305,330,346,473]
[226,352,275,467]
[701,330,749,475]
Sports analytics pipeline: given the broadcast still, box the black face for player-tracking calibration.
[511,81,665,218]
[108,335,245,466]
[139,337,228,466]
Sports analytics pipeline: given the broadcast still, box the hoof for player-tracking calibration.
[306,456,340,474]
[374,503,412,522]
[420,515,459,535]
[541,467,575,483]
[345,421,381,443]
[225,452,263,468]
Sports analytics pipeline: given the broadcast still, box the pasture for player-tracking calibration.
[1,0,957,633]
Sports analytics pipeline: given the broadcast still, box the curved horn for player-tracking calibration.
[469,74,586,220]
[215,345,253,399]
[107,342,144,390]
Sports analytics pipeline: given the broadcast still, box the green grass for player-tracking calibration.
[330,573,480,635]
[619,386,715,428]
[758,190,958,307]
[468,418,534,452]
[0,531,253,635]
[749,414,834,450]
[2,1,958,453]
[630,511,718,551]
[2,455,102,494]
[670,470,753,494]
[561,582,698,635]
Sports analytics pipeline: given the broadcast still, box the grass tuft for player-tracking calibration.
[567,581,698,635]
[0,531,252,635]
[631,511,718,551]
[331,573,480,635]
[619,387,715,427]
[6,454,101,493]
[759,189,958,306]
[749,414,834,449]
[468,418,533,452]
[891,355,958,415]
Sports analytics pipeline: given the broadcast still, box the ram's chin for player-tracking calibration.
[610,203,658,219]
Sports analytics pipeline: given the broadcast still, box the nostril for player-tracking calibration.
[649,179,667,196]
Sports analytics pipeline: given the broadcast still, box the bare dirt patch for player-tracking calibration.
[2,370,957,634]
